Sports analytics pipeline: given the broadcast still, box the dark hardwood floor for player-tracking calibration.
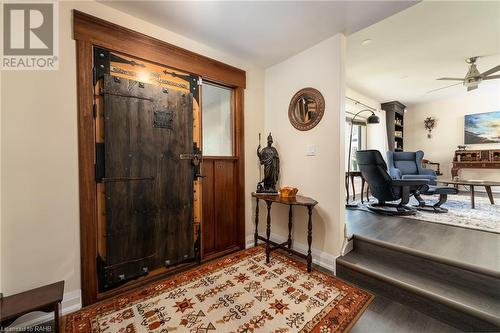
[309,250,460,333]
[345,208,500,275]
[350,293,460,333]
[342,205,500,331]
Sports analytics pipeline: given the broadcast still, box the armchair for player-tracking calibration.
[356,150,429,215]
[386,151,458,213]
[387,150,437,185]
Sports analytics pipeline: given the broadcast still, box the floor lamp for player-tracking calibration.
[346,109,380,208]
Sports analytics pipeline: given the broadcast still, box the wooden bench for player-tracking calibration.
[0,281,64,332]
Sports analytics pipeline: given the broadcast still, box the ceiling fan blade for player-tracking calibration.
[480,64,500,77]
[467,85,478,91]
[437,77,464,81]
[426,82,462,93]
[483,74,500,80]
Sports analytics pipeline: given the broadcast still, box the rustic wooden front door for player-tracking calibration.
[100,74,194,289]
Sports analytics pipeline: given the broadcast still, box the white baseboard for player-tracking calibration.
[246,234,255,249]
[6,289,82,329]
[341,238,354,256]
[245,233,337,274]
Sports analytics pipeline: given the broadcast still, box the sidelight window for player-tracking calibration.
[202,82,234,156]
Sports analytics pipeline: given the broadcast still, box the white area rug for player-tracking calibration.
[404,195,500,233]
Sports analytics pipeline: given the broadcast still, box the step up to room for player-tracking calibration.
[336,235,500,332]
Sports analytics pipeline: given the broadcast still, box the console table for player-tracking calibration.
[452,149,500,178]
[252,193,318,272]
[0,281,64,332]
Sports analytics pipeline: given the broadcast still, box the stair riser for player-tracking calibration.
[354,237,500,299]
[337,263,499,332]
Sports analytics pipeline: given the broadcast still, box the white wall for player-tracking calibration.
[405,85,500,189]
[262,35,346,268]
[346,87,380,111]
[1,0,265,308]
[0,69,2,296]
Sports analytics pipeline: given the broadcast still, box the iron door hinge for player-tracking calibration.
[95,143,105,181]
[188,75,200,104]
[93,47,110,85]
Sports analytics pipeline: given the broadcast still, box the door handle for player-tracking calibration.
[180,153,202,167]
[180,143,203,180]
[180,153,202,160]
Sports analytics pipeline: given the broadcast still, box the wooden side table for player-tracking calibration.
[252,192,318,272]
[345,171,370,203]
[0,281,64,332]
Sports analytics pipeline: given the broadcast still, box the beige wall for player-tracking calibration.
[1,0,264,300]
[0,69,2,295]
[345,87,387,160]
[262,35,346,268]
[405,86,500,190]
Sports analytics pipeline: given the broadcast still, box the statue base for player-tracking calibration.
[256,190,279,195]
[256,183,278,194]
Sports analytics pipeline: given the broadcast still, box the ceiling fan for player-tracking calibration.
[428,56,500,93]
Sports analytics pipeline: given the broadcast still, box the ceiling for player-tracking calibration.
[99,1,417,68]
[347,1,500,106]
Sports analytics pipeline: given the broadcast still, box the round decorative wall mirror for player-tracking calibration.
[288,88,325,131]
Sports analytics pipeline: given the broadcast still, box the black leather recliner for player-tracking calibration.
[356,150,429,215]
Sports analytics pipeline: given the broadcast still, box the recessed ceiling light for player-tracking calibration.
[361,39,372,46]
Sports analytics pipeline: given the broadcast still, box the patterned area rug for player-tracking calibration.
[65,247,372,333]
[404,195,500,233]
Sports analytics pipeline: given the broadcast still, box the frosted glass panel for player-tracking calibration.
[202,83,233,156]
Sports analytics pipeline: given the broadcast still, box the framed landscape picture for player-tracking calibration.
[464,111,500,144]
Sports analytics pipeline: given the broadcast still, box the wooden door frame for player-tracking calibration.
[73,10,246,306]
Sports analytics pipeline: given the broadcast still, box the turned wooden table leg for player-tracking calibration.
[254,198,259,247]
[485,186,495,205]
[54,301,61,333]
[307,206,313,272]
[470,185,475,209]
[266,201,272,263]
[287,205,293,254]
[351,174,356,201]
[345,173,349,204]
